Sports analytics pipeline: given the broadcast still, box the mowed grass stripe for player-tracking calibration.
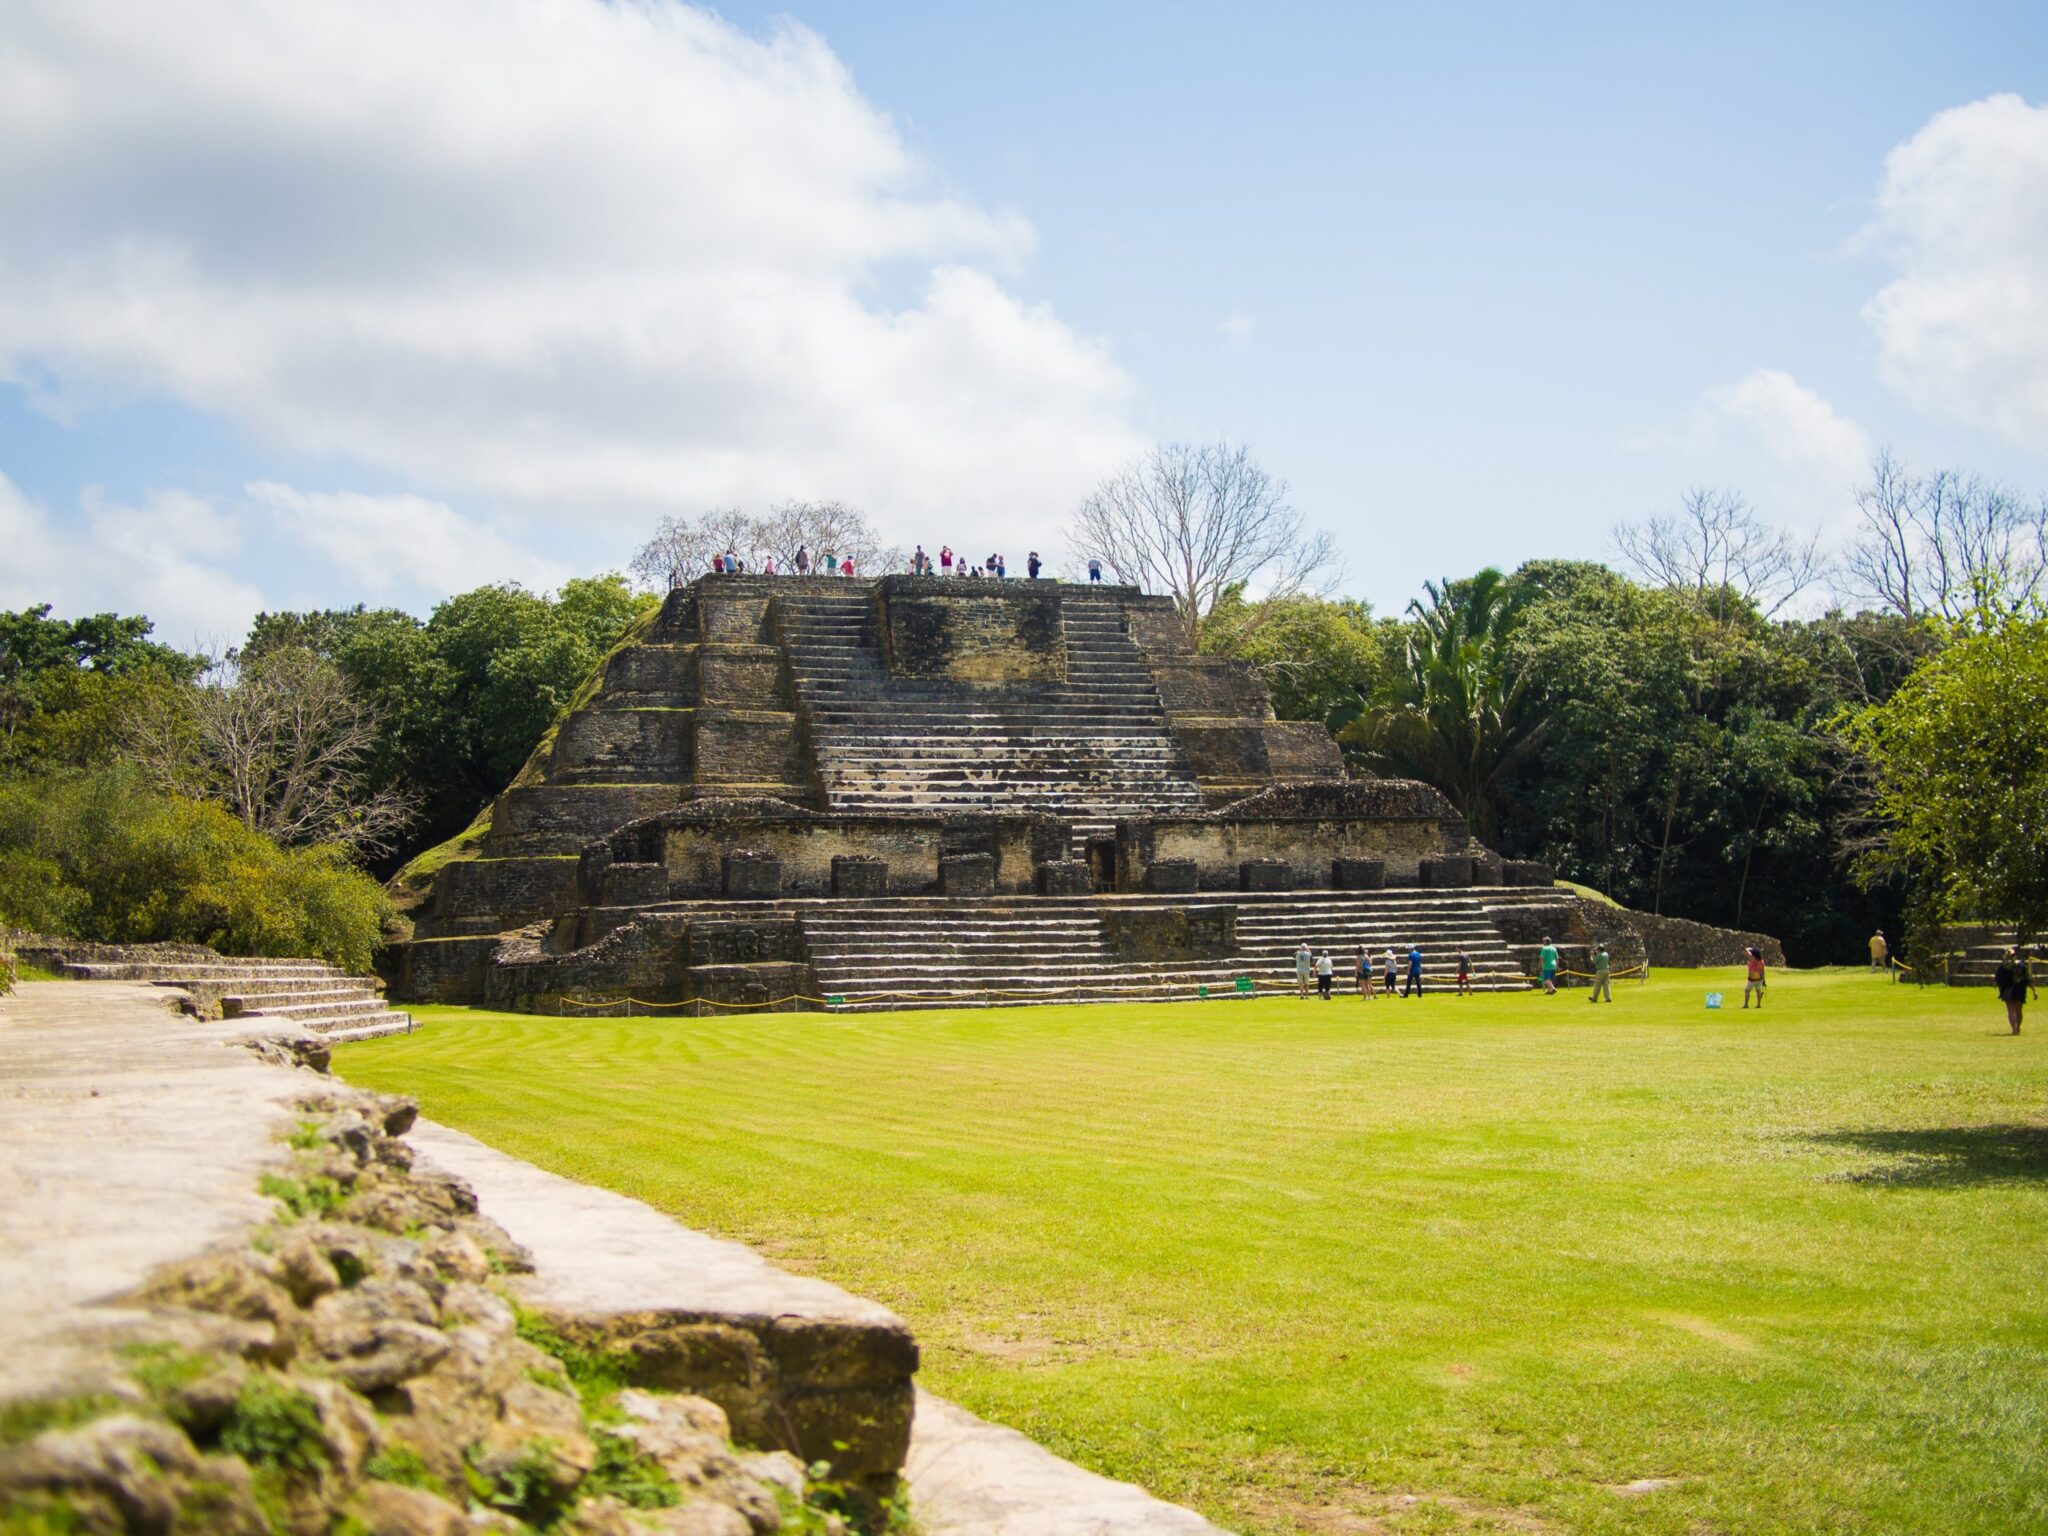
[339,971,2048,1535]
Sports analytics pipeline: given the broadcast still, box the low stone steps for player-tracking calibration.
[53,952,418,1040]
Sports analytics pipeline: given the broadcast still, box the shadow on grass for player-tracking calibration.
[1810,1125,2048,1187]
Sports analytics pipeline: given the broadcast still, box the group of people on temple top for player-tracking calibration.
[705,544,1109,582]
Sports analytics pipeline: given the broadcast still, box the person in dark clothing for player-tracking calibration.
[1402,944,1423,997]
[1088,557,1103,583]
[1994,948,2037,1034]
[1027,551,1042,579]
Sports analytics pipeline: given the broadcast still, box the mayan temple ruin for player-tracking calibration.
[386,573,1615,1012]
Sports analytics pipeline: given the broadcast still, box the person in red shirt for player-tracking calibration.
[1742,947,1766,1009]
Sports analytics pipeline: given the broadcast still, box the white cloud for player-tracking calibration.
[0,0,1142,556]
[245,483,567,598]
[1862,94,2048,450]
[0,473,266,650]
[1218,313,1255,346]
[1638,369,1872,535]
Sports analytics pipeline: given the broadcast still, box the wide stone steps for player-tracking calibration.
[55,955,418,1040]
[791,889,1542,1008]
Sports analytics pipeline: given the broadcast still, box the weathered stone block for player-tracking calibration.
[1142,858,1199,893]
[1332,857,1385,890]
[1420,854,1474,889]
[1105,906,1237,960]
[831,856,889,897]
[722,850,783,899]
[1239,858,1290,891]
[939,853,994,896]
[1034,859,1091,895]
[1262,721,1346,778]
[698,646,785,707]
[1502,859,1554,887]
[1469,848,1504,886]
[880,584,1065,684]
[601,862,668,907]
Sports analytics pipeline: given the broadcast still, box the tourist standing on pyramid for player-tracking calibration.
[795,544,809,574]
[1088,556,1103,583]
[1028,551,1042,578]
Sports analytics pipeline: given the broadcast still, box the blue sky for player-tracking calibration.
[2,1,2045,645]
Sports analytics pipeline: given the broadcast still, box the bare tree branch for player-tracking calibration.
[1842,447,2048,621]
[1615,488,1826,621]
[1065,442,1337,648]
[130,649,416,858]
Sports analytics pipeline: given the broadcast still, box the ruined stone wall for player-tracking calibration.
[0,1082,905,1534]
[878,581,1066,684]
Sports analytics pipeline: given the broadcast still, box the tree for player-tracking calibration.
[1615,489,1826,621]
[752,500,898,575]
[629,508,758,588]
[1067,442,1335,649]
[1333,568,1547,844]
[1843,449,2048,622]
[134,649,417,859]
[1200,588,1390,724]
[1845,602,2048,941]
[1,604,199,754]
[627,502,898,586]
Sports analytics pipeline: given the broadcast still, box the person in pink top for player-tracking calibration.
[840,555,855,577]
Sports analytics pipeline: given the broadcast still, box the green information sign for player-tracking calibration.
[827,995,846,1006]
[1235,976,1254,994]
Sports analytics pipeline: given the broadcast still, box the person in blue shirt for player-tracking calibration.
[1403,944,1424,997]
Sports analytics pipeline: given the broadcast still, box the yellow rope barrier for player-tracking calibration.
[555,964,1608,1013]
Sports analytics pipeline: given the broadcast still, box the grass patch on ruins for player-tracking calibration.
[337,970,2048,1535]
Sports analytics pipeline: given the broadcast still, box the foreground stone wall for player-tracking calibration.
[0,1081,906,1534]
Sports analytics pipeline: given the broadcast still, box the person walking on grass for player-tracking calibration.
[1538,937,1559,995]
[1295,941,1313,999]
[1455,947,1472,996]
[1742,946,1767,1009]
[1870,930,1890,971]
[1588,945,1612,1003]
[1356,943,1374,999]
[1995,947,2036,1034]
[1383,946,1399,996]
[1316,950,1335,1000]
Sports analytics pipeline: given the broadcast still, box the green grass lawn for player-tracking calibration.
[337,969,2048,1535]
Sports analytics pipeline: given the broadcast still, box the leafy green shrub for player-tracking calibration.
[0,766,388,970]
[218,1376,327,1475]
[362,1444,446,1496]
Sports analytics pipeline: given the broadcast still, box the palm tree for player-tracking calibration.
[1328,568,1548,842]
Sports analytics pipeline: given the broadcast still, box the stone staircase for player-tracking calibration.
[777,588,1208,851]
[543,887,1563,1012]
[1943,926,2035,987]
[54,954,416,1042]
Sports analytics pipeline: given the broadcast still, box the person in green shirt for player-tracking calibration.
[1538,937,1559,995]
[1587,945,1612,1003]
